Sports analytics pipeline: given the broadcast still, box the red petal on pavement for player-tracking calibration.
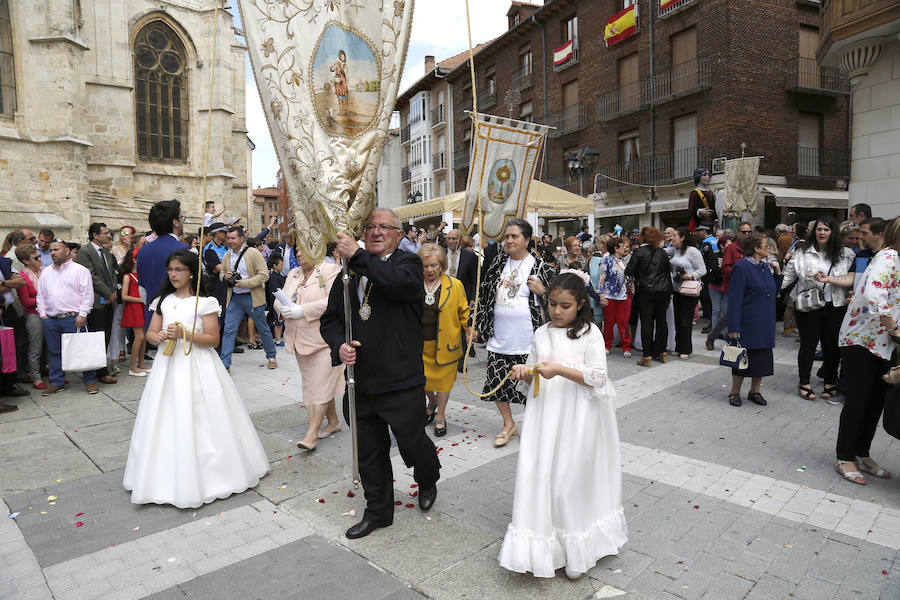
[405,503,414,508]
[462,430,467,433]
[883,571,889,576]
[410,483,418,488]
[347,491,355,497]
[394,501,402,506]
[317,498,324,503]
[75,513,84,517]
[451,443,458,446]
[462,406,468,409]
[410,491,418,497]
[75,522,83,527]
[693,505,699,509]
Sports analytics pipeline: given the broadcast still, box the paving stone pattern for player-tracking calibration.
[1,332,898,599]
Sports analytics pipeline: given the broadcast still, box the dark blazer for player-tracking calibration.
[136,234,189,324]
[482,242,499,270]
[625,245,673,296]
[728,258,776,349]
[320,248,426,396]
[75,242,119,310]
[446,247,478,302]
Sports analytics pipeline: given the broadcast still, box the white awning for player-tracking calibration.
[763,186,848,209]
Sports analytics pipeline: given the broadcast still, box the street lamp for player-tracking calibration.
[407,190,422,204]
[563,147,600,196]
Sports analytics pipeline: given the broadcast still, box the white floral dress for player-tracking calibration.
[839,248,900,360]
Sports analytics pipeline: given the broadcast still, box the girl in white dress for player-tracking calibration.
[123,249,269,508]
[501,270,627,579]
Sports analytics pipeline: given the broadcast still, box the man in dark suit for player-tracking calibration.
[444,228,479,368]
[76,222,120,384]
[136,200,188,327]
[320,208,440,540]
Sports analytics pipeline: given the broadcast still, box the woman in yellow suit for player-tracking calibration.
[418,243,471,437]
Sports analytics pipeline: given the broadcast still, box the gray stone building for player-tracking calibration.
[0,0,252,240]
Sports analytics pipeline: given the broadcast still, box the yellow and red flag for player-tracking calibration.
[605,4,638,47]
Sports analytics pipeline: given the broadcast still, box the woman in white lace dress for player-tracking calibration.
[501,271,627,579]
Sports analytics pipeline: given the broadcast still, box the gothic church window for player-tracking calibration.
[0,0,16,116]
[134,21,189,161]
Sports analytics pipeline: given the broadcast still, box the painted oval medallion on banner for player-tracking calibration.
[487,159,517,205]
[310,22,381,139]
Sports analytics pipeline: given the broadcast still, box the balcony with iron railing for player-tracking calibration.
[457,96,472,121]
[432,151,447,172]
[543,174,583,195]
[658,0,700,18]
[512,66,533,91]
[650,57,713,104]
[593,146,714,193]
[785,57,850,96]
[786,146,849,180]
[478,88,497,109]
[400,125,410,145]
[553,40,579,72]
[431,105,446,128]
[596,79,647,122]
[401,166,410,183]
[548,104,589,138]
[453,147,470,169]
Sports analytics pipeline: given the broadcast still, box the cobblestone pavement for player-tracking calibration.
[1,329,898,600]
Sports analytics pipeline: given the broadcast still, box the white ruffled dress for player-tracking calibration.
[498,323,627,577]
[123,295,269,508]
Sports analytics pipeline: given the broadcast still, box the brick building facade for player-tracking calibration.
[397,0,851,234]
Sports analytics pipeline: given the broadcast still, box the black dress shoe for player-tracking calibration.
[0,402,18,413]
[747,392,767,406]
[0,385,30,398]
[468,347,476,357]
[345,518,391,539]
[233,346,245,354]
[728,393,742,407]
[418,485,437,511]
[700,326,711,334]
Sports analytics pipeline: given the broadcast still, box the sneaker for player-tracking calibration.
[0,402,17,413]
[267,358,278,369]
[275,340,285,347]
[623,351,632,358]
[826,395,843,406]
[85,384,99,394]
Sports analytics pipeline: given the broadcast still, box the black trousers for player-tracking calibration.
[637,291,670,359]
[795,304,845,385]
[835,345,890,461]
[343,384,441,523]
[672,293,699,355]
[699,279,712,321]
[86,303,114,378]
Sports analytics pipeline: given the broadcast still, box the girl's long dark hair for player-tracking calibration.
[800,216,843,264]
[548,272,594,340]
[119,249,136,285]
[153,249,206,314]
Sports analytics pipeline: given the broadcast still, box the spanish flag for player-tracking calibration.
[605,4,638,47]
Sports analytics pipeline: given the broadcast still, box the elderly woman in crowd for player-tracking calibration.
[558,236,588,272]
[841,220,862,254]
[597,236,632,357]
[112,225,136,263]
[275,250,344,451]
[782,216,855,401]
[726,232,776,407]
[626,227,672,367]
[475,219,555,446]
[833,218,899,485]
[418,244,471,437]
[667,227,706,359]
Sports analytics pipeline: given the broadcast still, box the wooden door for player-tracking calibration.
[671,27,697,94]
[618,54,639,111]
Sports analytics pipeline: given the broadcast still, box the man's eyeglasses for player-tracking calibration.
[363,224,401,233]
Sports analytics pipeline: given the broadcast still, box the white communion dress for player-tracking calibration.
[123,295,269,508]
[499,323,628,577]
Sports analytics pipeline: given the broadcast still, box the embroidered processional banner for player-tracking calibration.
[238,0,414,262]
[723,156,760,217]
[461,114,550,242]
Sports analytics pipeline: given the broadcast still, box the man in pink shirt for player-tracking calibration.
[36,240,98,395]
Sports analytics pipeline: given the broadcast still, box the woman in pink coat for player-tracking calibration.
[275,253,345,451]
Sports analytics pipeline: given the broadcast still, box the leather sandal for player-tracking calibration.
[636,357,652,367]
[798,384,816,401]
[835,459,866,485]
[856,457,892,479]
[434,421,447,437]
[821,385,838,400]
[424,403,437,425]
[494,424,518,447]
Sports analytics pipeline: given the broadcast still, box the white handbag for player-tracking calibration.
[61,327,108,372]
